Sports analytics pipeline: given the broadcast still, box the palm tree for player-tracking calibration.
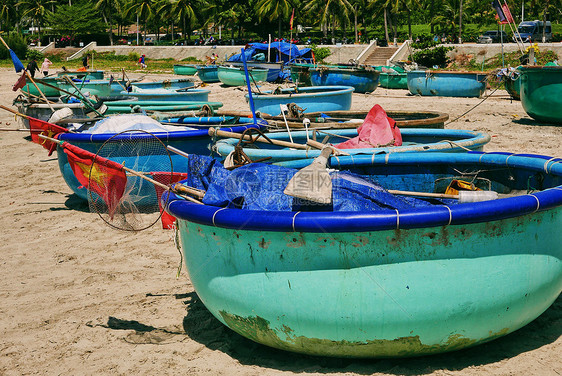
[124,0,154,45]
[17,0,55,41]
[172,0,198,44]
[0,0,17,31]
[255,0,293,39]
[95,0,120,45]
[303,0,354,41]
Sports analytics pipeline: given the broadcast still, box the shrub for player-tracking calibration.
[26,49,44,61]
[128,52,140,61]
[410,41,453,68]
[0,32,28,61]
[310,44,331,63]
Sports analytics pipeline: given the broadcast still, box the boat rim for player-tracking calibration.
[165,152,562,233]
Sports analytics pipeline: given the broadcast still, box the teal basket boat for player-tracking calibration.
[519,65,562,124]
[165,151,562,358]
[407,70,488,97]
[218,66,269,86]
[374,66,408,89]
[197,66,220,83]
[173,64,199,76]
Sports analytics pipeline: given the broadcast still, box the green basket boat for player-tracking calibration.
[21,77,61,97]
[218,66,269,86]
[520,65,562,124]
[503,67,521,100]
[173,64,199,75]
[374,66,408,89]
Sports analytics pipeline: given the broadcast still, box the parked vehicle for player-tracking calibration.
[515,20,552,42]
[477,30,509,43]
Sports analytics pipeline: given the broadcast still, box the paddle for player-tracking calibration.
[0,34,24,72]
[283,147,334,204]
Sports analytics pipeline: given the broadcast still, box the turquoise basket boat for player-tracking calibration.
[57,80,113,97]
[213,128,490,163]
[103,101,223,115]
[120,88,210,102]
[56,120,266,202]
[21,77,61,97]
[309,66,380,93]
[519,65,562,124]
[197,66,220,83]
[218,66,269,86]
[248,86,354,116]
[56,70,105,80]
[165,151,562,358]
[407,70,488,97]
[173,64,199,75]
[227,61,283,82]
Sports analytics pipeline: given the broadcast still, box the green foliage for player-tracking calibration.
[26,49,43,60]
[411,46,454,68]
[0,32,28,60]
[92,51,131,61]
[310,44,331,63]
[181,57,202,63]
[128,52,140,61]
[45,2,105,38]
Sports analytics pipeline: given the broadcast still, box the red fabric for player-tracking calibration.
[12,71,26,91]
[62,142,127,219]
[502,4,514,24]
[28,117,69,156]
[336,105,402,149]
[289,9,295,30]
[150,172,188,229]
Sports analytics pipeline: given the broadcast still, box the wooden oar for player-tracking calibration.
[0,105,75,132]
[283,147,334,204]
[208,127,309,150]
[30,79,102,116]
[25,72,55,112]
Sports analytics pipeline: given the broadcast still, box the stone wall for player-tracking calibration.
[447,43,562,63]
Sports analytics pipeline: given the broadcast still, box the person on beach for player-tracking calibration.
[26,58,39,78]
[139,54,147,68]
[82,54,89,69]
[40,58,53,77]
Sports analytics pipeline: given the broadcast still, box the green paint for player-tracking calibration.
[219,311,504,358]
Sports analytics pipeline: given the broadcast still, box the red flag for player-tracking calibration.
[12,71,27,91]
[290,9,295,30]
[28,117,69,156]
[502,3,514,23]
[62,142,127,218]
[150,171,188,229]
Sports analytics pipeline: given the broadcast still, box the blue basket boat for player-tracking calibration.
[248,86,354,116]
[213,128,491,163]
[407,70,488,97]
[309,66,380,93]
[164,151,562,358]
[56,120,265,202]
[102,101,223,115]
[197,66,220,83]
[226,61,284,82]
[173,64,199,75]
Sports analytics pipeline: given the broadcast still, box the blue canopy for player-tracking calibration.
[228,42,313,64]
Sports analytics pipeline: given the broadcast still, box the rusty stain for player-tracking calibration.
[351,235,370,248]
[284,233,306,248]
[218,311,503,358]
[258,238,271,249]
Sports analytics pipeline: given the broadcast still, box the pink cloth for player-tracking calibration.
[336,105,402,149]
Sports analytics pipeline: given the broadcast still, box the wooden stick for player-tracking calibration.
[387,190,458,199]
[305,139,350,156]
[61,76,103,117]
[25,71,55,112]
[0,128,28,131]
[0,104,31,119]
[22,91,56,104]
[208,127,308,150]
[32,79,102,115]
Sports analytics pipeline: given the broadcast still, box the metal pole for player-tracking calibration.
[136,15,139,45]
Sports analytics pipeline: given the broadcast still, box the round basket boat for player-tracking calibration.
[196,66,220,83]
[519,65,562,124]
[309,66,380,93]
[213,128,490,163]
[407,70,488,97]
[259,110,449,129]
[165,151,562,358]
[218,66,269,86]
[173,64,199,76]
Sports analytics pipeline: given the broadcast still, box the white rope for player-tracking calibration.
[544,157,561,174]
[395,209,400,230]
[443,205,452,226]
[292,211,301,232]
[529,194,540,213]
[211,207,227,226]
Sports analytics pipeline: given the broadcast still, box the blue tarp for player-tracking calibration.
[185,155,455,212]
[228,42,313,64]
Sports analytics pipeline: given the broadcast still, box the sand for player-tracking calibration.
[0,68,560,375]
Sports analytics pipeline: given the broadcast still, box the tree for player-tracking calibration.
[255,0,293,39]
[303,0,354,41]
[46,2,106,43]
[124,0,154,45]
[95,0,120,45]
[173,0,198,44]
[0,0,18,31]
[17,0,55,41]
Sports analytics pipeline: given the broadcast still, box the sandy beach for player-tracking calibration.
[0,67,560,375]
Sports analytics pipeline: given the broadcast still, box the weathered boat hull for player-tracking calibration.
[227,61,283,82]
[407,71,487,97]
[57,80,113,97]
[103,101,223,115]
[249,86,354,116]
[218,66,269,86]
[213,128,490,162]
[166,152,562,358]
[519,65,562,124]
[504,72,521,100]
[310,67,380,93]
[14,102,87,128]
[260,110,449,129]
[173,64,199,75]
[373,66,408,89]
[21,77,61,97]
[197,66,220,83]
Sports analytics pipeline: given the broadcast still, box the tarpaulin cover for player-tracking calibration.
[336,105,402,149]
[228,42,313,64]
[186,155,454,212]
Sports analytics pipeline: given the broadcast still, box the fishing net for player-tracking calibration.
[88,130,173,231]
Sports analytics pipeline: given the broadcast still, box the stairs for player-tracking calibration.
[362,47,398,66]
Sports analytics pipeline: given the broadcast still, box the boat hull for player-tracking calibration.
[407,71,487,97]
[102,101,223,115]
[249,86,354,116]
[519,65,562,124]
[310,68,380,93]
[197,66,220,83]
[56,70,105,80]
[173,64,199,75]
[214,128,490,162]
[57,81,113,97]
[218,66,269,86]
[227,61,283,82]
[504,71,521,100]
[14,102,87,128]
[21,77,61,97]
[120,89,210,102]
[167,152,562,358]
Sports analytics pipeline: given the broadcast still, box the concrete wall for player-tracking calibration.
[90,44,369,64]
[447,43,562,63]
